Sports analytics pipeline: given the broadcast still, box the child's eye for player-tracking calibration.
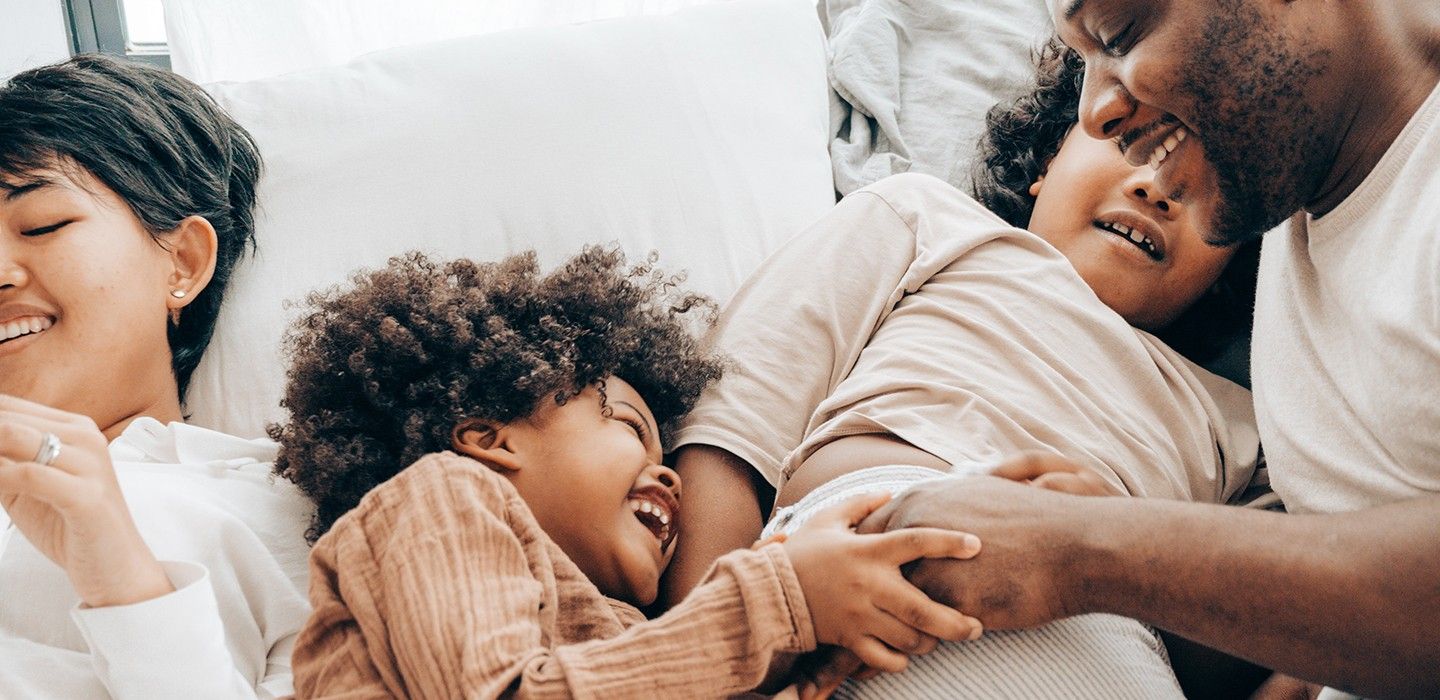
[622,416,649,442]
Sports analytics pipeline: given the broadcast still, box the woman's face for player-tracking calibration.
[497,378,681,606]
[0,163,184,434]
[1026,126,1236,330]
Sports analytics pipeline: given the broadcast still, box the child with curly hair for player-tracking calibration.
[271,247,984,699]
[664,40,1267,698]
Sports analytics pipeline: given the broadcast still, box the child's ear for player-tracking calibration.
[1028,174,1046,198]
[452,418,522,473]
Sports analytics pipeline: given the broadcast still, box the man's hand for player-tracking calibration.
[784,492,984,673]
[857,472,1091,631]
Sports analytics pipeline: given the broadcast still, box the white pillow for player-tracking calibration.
[163,0,725,83]
[184,0,834,438]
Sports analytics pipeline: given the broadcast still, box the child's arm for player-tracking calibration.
[292,455,812,699]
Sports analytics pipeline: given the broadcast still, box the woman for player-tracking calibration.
[0,55,311,699]
[663,42,1263,697]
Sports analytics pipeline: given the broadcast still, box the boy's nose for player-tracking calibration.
[648,463,682,501]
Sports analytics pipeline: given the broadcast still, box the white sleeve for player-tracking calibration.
[70,561,292,700]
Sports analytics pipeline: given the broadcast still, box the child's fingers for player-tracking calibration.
[1031,472,1087,494]
[875,578,983,642]
[846,635,909,674]
[863,610,937,655]
[1032,471,1119,497]
[807,491,893,530]
[796,648,864,700]
[988,451,1083,482]
[870,526,981,564]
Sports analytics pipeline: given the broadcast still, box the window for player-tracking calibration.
[65,0,170,69]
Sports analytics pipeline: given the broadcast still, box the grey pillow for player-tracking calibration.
[822,0,1053,196]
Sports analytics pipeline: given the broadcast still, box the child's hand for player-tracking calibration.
[782,492,983,674]
[989,452,1125,497]
[791,647,873,699]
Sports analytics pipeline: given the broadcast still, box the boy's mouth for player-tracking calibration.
[627,485,679,552]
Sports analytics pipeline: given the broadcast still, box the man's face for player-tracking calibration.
[1053,0,1339,245]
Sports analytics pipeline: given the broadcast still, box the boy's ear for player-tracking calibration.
[163,215,220,311]
[1028,173,1046,198]
[452,418,523,472]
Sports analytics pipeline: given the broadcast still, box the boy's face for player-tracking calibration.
[1026,126,1236,330]
[500,377,680,606]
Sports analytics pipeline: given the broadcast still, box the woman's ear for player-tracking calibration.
[453,418,523,473]
[163,215,219,313]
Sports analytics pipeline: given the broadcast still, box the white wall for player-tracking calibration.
[1,0,71,79]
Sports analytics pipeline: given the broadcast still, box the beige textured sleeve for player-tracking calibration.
[293,454,816,700]
[673,190,922,485]
[546,543,817,700]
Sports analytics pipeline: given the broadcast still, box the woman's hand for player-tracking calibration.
[989,452,1126,497]
[782,492,983,675]
[0,395,172,607]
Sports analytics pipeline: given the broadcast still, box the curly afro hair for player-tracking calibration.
[270,246,725,542]
[972,38,1260,365]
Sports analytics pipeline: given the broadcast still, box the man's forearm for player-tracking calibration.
[661,444,773,607]
[1075,495,1440,698]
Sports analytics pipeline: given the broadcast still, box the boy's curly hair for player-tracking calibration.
[270,247,725,542]
[972,38,1260,365]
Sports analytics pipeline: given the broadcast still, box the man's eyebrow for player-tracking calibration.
[1064,0,1087,21]
[614,400,656,438]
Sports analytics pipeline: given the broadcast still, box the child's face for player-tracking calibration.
[1026,127,1236,330]
[499,378,680,606]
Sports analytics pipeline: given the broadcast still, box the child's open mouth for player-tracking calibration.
[627,486,678,552]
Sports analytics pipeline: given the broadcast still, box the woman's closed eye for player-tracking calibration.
[20,220,73,237]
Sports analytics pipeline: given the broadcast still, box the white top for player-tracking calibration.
[1253,80,1440,514]
[0,418,313,699]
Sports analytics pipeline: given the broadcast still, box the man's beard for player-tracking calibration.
[1183,2,1335,246]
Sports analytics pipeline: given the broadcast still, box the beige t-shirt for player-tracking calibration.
[676,173,1259,503]
[1253,80,1440,514]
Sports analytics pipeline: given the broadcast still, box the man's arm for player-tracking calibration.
[867,473,1440,698]
[661,444,775,606]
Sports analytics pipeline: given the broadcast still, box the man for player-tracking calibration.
[862,1,1440,696]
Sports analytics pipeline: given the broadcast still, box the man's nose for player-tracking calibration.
[1078,63,1136,140]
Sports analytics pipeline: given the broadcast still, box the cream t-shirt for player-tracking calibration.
[1253,80,1440,514]
[676,173,1260,504]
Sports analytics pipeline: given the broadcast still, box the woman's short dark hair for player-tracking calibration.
[270,247,726,542]
[972,39,1260,365]
[0,54,262,398]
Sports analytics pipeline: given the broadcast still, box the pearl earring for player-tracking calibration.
[171,290,187,299]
